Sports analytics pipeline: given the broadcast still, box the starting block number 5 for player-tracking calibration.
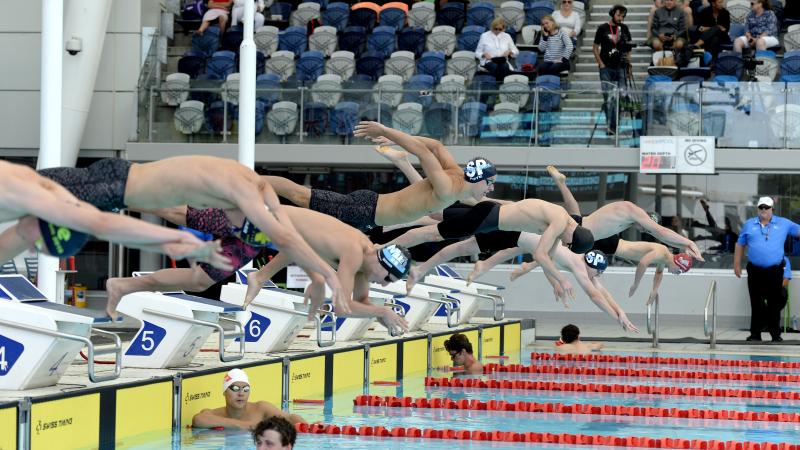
[125,321,167,356]
[0,335,24,376]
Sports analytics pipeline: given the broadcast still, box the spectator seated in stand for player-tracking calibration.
[197,0,234,36]
[692,0,731,61]
[647,0,695,39]
[733,0,779,53]
[552,0,582,49]
[648,0,688,54]
[537,15,573,76]
[231,0,266,29]
[475,17,519,81]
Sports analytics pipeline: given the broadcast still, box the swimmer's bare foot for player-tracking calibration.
[105,277,127,320]
[405,266,422,293]
[467,260,487,285]
[374,145,409,164]
[547,165,566,185]
[244,271,264,309]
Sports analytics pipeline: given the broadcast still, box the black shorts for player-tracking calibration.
[309,189,379,232]
[438,201,501,240]
[570,214,583,225]
[475,230,521,253]
[592,234,620,255]
[368,225,460,262]
[38,158,133,212]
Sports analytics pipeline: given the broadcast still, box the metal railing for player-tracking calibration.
[704,280,718,349]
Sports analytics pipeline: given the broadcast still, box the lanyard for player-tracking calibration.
[609,23,619,44]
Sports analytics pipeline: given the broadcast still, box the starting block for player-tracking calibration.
[371,280,460,330]
[220,277,337,351]
[117,290,245,368]
[0,275,122,389]
[424,265,505,322]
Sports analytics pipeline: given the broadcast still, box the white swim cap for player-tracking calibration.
[222,368,249,392]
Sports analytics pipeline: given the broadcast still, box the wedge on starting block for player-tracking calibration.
[0,275,121,389]
[371,280,460,330]
[117,289,245,368]
[424,265,505,322]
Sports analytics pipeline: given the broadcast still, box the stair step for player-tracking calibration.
[586,20,648,26]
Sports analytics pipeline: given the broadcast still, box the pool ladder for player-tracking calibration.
[703,280,717,349]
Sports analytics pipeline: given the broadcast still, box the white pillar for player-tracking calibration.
[37,0,65,299]
[61,0,113,167]
[238,0,256,169]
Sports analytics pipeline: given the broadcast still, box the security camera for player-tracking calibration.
[65,37,82,55]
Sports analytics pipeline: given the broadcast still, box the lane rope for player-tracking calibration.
[530,352,800,370]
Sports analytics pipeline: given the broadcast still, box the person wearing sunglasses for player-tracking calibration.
[243,206,412,335]
[735,197,799,342]
[192,369,305,430]
[475,17,520,80]
[733,0,778,53]
[553,0,582,48]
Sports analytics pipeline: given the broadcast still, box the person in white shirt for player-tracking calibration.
[538,15,573,75]
[231,0,266,29]
[552,0,582,47]
[475,17,520,80]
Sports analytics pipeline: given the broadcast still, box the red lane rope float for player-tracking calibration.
[293,399,326,405]
[371,381,401,386]
[530,352,800,370]
[485,355,510,359]
[424,377,800,400]
[353,395,800,423]
[79,350,116,365]
[294,422,800,450]
[484,363,800,382]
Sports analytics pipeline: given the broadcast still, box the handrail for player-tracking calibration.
[315,307,337,348]
[704,280,717,349]
[646,294,659,348]
[0,319,122,383]
[142,308,245,362]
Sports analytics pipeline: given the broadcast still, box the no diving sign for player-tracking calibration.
[676,137,715,174]
[640,136,715,174]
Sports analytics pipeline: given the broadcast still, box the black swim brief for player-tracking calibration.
[475,230,522,253]
[570,214,583,226]
[38,158,133,212]
[592,234,620,255]
[437,201,501,240]
[309,189,379,232]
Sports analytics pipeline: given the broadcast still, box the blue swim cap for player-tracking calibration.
[463,157,497,183]
[35,219,89,257]
[377,244,412,279]
[584,250,608,274]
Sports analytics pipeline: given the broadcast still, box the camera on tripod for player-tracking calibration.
[742,54,764,71]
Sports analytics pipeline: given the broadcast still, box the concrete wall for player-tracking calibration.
[462,263,800,328]
[0,0,156,152]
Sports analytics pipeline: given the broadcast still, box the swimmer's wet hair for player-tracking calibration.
[561,324,580,344]
[444,333,474,355]
[253,416,296,447]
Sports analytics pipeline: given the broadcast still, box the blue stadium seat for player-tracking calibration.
[467,2,495,29]
[303,102,330,139]
[322,2,351,32]
[714,52,743,80]
[505,26,518,43]
[359,102,393,125]
[191,26,221,58]
[398,26,426,58]
[468,73,498,104]
[279,26,309,57]
[525,2,554,26]
[295,51,326,82]
[233,101,267,135]
[304,0,329,9]
[206,50,237,80]
[222,25,244,53]
[459,101,488,137]
[416,51,446,83]
[712,75,738,83]
[356,50,386,80]
[332,101,360,137]
[339,26,368,58]
[342,74,375,103]
[205,100,233,135]
[403,73,435,106]
[437,3,466,32]
[423,103,455,138]
[781,50,800,82]
[256,51,266,75]
[536,74,560,112]
[368,25,397,58]
[380,7,407,31]
[350,7,378,32]
[458,25,485,52]
[190,74,221,105]
[178,50,207,78]
[516,50,538,69]
[256,74,282,108]
[271,2,293,21]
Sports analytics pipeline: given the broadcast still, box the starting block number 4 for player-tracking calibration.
[0,335,24,376]
[125,321,167,356]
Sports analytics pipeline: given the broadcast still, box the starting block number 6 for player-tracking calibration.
[245,312,271,343]
[0,335,24,376]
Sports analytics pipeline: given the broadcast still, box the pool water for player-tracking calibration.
[119,351,800,449]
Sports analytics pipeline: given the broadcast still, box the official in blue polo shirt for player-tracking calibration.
[734,196,800,342]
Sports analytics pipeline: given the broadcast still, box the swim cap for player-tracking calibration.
[648,211,662,224]
[222,368,249,392]
[673,253,692,273]
[584,250,608,274]
[178,225,214,242]
[463,157,497,183]
[377,244,412,279]
[35,219,89,257]
[238,218,273,247]
[568,226,595,254]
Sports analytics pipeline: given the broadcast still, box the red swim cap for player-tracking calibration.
[673,253,692,273]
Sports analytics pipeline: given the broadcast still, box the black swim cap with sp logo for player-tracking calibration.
[463,157,497,183]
